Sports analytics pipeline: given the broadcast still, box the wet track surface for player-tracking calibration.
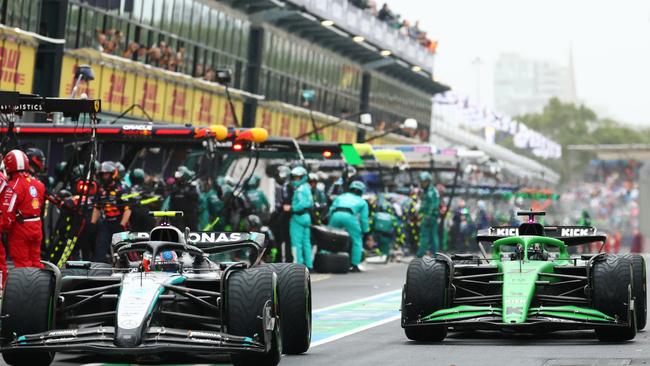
[4,259,650,366]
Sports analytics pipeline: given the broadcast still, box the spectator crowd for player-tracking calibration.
[350,1,438,53]
[94,28,218,82]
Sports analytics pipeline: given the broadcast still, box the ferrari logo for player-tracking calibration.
[94,100,100,112]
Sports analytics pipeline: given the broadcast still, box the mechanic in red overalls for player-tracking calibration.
[1,149,45,269]
[0,168,9,283]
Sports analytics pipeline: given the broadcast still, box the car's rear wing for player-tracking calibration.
[476,225,607,246]
[112,231,268,264]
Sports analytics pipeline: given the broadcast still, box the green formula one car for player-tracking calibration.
[401,211,646,342]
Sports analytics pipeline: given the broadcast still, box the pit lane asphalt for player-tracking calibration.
[4,258,650,366]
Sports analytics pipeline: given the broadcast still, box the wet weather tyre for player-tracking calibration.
[402,256,449,342]
[227,267,281,366]
[592,255,637,341]
[1,268,56,366]
[314,252,350,273]
[623,253,647,330]
[264,263,312,354]
[61,262,112,277]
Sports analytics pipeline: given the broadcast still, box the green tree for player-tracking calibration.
[508,98,650,182]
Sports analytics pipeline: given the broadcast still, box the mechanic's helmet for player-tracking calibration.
[154,250,180,273]
[308,173,319,183]
[174,166,195,183]
[98,161,118,187]
[3,149,30,175]
[71,164,85,181]
[130,168,145,186]
[55,161,67,180]
[244,214,262,230]
[247,174,261,189]
[115,162,126,179]
[276,165,291,182]
[419,171,433,183]
[349,180,366,196]
[290,166,308,187]
[25,147,46,173]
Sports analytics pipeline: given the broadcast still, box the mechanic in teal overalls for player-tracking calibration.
[289,166,314,269]
[416,172,440,258]
[328,181,369,272]
[245,174,270,216]
[372,196,399,260]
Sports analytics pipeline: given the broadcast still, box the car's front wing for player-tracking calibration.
[403,305,630,333]
[2,326,268,355]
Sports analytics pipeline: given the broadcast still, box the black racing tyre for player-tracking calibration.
[623,253,647,330]
[314,252,350,274]
[592,255,637,342]
[402,257,449,342]
[264,263,312,354]
[227,267,281,366]
[1,268,56,366]
[61,262,112,277]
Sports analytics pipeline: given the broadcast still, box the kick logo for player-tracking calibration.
[561,228,591,236]
[492,228,518,236]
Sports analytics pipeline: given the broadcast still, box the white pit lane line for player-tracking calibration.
[310,288,402,347]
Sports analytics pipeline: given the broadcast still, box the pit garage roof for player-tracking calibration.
[219,0,450,95]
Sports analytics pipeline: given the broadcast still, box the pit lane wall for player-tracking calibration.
[0,25,38,93]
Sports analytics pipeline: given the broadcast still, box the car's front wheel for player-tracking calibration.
[227,267,281,366]
[264,263,311,354]
[1,268,56,366]
[592,255,637,342]
[402,257,449,342]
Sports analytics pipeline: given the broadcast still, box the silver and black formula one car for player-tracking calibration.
[402,211,646,343]
[0,211,311,366]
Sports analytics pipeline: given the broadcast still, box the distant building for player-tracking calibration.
[493,52,577,117]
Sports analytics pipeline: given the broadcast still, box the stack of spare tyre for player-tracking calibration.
[312,225,351,274]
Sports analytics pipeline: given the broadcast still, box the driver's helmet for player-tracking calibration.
[154,250,180,272]
[527,243,548,261]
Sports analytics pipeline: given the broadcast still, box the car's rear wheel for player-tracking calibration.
[592,255,637,341]
[1,268,56,366]
[623,253,647,330]
[264,263,312,354]
[227,267,281,366]
[402,257,449,342]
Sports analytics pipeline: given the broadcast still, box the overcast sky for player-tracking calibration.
[386,0,650,125]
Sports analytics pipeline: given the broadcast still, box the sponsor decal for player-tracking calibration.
[506,307,523,315]
[122,124,153,136]
[104,73,128,106]
[188,232,243,243]
[31,198,39,209]
[560,228,591,237]
[29,186,37,197]
[122,124,152,131]
[48,329,77,337]
[189,331,221,339]
[492,227,518,236]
